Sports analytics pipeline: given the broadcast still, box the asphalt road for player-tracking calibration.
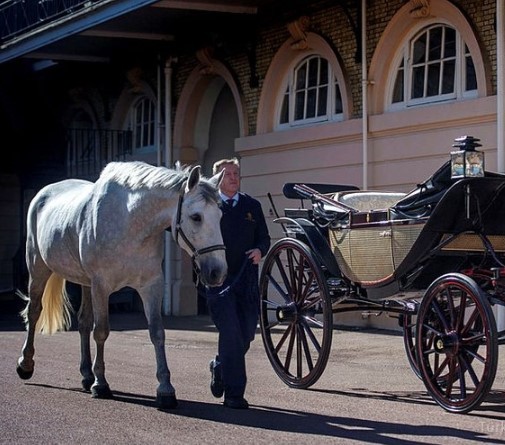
[1,298,505,445]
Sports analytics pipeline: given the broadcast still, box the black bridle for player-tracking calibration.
[173,192,226,262]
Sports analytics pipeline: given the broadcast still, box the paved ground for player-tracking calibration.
[2,296,505,444]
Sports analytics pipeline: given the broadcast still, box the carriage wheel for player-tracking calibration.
[401,313,421,379]
[404,308,485,383]
[259,237,333,389]
[415,273,497,413]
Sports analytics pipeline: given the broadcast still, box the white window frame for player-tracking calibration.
[277,55,343,129]
[388,23,477,111]
[129,96,156,153]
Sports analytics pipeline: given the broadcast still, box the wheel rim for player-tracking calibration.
[259,238,333,389]
[415,273,497,413]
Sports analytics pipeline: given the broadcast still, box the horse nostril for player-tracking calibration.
[209,267,227,285]
[210,268,221,282]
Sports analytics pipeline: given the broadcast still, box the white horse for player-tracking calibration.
[16,161,227,409]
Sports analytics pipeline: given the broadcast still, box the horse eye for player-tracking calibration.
[190,214,202,223]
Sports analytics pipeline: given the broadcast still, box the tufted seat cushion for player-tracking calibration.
[334,191,406,212]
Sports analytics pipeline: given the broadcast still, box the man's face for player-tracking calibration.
[218,163,240,197]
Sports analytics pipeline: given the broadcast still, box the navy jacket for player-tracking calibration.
[220,192,270,277]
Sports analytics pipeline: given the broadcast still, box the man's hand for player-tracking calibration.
[246,248,262,265]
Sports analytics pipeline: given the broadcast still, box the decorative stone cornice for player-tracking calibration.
[287,16,310,50]
[126,67,144,93]
[409,0,430,18]
[196,46,216,75]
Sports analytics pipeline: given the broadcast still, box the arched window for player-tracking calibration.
[389,24,477,110]
[129,96,156,152]
[278,55,343,128]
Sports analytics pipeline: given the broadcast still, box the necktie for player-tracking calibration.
[226,199,234,208]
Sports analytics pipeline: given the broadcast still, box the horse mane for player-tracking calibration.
[98,161,219,202]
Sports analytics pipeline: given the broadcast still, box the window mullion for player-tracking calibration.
[456,33,463,96]
[303,60,309,120]
[289,72,294,124]
[441,26,448,96]
[423,29,429,98]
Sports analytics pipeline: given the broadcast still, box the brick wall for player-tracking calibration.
[172,0,498,135]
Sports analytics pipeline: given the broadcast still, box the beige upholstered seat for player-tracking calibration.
[334,191,406,212]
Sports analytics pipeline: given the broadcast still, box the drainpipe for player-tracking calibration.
[361,0,368,190]
[156,55,162,166]
[163,58,174,316]
[497,0,505,330]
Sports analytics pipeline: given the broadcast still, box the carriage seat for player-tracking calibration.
[334,191,406,212]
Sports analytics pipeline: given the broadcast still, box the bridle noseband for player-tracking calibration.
[173,192,226,262]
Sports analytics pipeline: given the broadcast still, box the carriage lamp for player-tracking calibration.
[450,135,484,179]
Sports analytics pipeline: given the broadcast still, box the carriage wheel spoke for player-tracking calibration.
[431,295,451,332]
[298,323,314,373]
[271,257,292,303]
[454,292,466,331]
[300,316,322,351]
[463,340,486,364]
[266,271,290,304]
[281,323,297,372]
[274,321,294,355]
[302,313,324,329]
[422,321,443,337]
[287,249,299,298]
[460,306,479,337]
[441,358,457,397]
[460,351,480,387]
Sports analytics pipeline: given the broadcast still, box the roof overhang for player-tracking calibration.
[0,0,259,65]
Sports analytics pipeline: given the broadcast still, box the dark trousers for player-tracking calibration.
[207,286,258,399]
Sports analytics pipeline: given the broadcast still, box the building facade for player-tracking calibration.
[0,0,502,328]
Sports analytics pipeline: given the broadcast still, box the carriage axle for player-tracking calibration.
[433,332,460,357]
[276,302,297,323]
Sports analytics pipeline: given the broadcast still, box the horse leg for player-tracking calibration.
[89,283,113,399]
[138,280,177,409]
[16,270,50,379]
[78,286,94,392]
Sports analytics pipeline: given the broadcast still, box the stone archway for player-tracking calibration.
[172,53,246,315]
[174,53,247,168]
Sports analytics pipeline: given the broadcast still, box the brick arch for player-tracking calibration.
[368,0,490,114]
[173,59,247,164]
[110,79,156,130]
[256,32,352,134]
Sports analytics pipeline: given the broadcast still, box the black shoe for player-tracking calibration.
[223,397,249,409]
[209,358,224,398]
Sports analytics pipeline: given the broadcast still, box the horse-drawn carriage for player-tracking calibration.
[259,136,505,414]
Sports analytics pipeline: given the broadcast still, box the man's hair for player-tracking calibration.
[212,157,240,175]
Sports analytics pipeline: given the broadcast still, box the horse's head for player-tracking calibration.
[173,165,227,287]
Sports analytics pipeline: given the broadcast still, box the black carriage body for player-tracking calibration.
[281,165,505,299]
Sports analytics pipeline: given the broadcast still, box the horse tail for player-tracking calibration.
[19,273,73,335]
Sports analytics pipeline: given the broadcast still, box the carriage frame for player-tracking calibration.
[259,138,505,414]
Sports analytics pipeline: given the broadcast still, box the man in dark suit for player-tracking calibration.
[206,157,270,409]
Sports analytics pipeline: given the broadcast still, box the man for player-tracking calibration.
[206,157,270,409]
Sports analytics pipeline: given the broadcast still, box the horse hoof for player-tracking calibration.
[16,364,34,380]
[82,378,94,392]
[91,385,113,399]
[157,393,178,409]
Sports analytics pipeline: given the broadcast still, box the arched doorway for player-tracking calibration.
[203,83,239,175]
[173,60,246,315]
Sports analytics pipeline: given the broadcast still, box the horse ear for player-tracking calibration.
[186,165,201,193]
[210,169,225,188]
